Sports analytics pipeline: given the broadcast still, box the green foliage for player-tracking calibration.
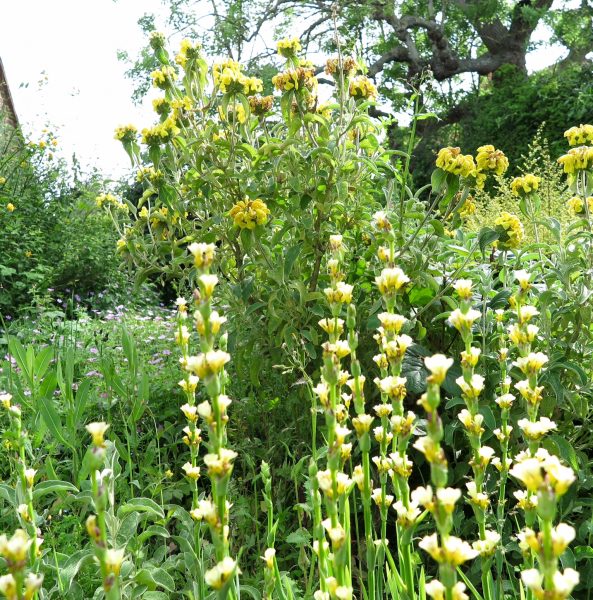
[413,64,593,183]
[0,118,126,315]
[465,126,571,243]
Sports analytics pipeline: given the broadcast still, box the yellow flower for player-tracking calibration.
[152,97,170,116]
[248,95,274,116]
[277,37,302,58]
[494,211,524,249]
[435,147,476,178]
[219,103,247,124]
[510,174,540,197]
[459,195,477,216]
[6,203,15,212]
[564,123,593,146]
[218,65,247,94]
[113,124,137,142]
[95,193,127,211]
[0,176,6,185]
[325,56,358,78]
[175,39,202,68]
[150,65,177,89]
[272,67,317,92]
[558,145,593,175]
[213,58,241,85]
[567,195,593,215]
[229,198,270,229]
[141,117,180,145]
[349,76,377,100]
[475,145,509,176]
[149,31,166,50]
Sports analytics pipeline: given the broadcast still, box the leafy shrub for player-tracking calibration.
[1,33,593,600]
[0,119,126,315]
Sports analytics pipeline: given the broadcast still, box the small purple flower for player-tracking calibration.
[89,347,99,355]
[162,349,172,356]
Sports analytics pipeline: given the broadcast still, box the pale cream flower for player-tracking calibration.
[424,354,454,385]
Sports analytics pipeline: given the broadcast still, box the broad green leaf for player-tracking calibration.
[33,480,78,500]
[119,497,165,520]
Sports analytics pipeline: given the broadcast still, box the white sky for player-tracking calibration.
[0,1,568,180]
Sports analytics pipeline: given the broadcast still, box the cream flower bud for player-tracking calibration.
[448,308,481,332]
[188,242,215,268]
[456,374,485,399]
[514,352,548,375]
[514,269,531,290]
[551,523,576,557]
[466,481,490,509]
[328,234,343,251]
[378,312,406,333]
[518,304,539,324]
[453,279,473,300]
[179,375,199,393]
[392,500,421,527]
[495,393,515,409]
[86,422,109,447]
[518,417,557,440]
[472,530,500,557]
[424,354,453,385]
[372,211,392,231]
[377,376,407,400]
[105,548,125,576]
[204,556,238,589]
[24,468,37,488]
[375,267,410,295]
[180,403,198,422]
[262,547,276,569]
[352,414,374,435]
[373,426,393,444]
[510,458,545,492]
[204,448,238,477]
[182,462,201,480]
[371,488,394,508]
[0,574,17,598]
[318,318,345,335]
[198,273,218,299]
[411,485,434,510]
[553,568,580,597]
[436,487,462,513]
